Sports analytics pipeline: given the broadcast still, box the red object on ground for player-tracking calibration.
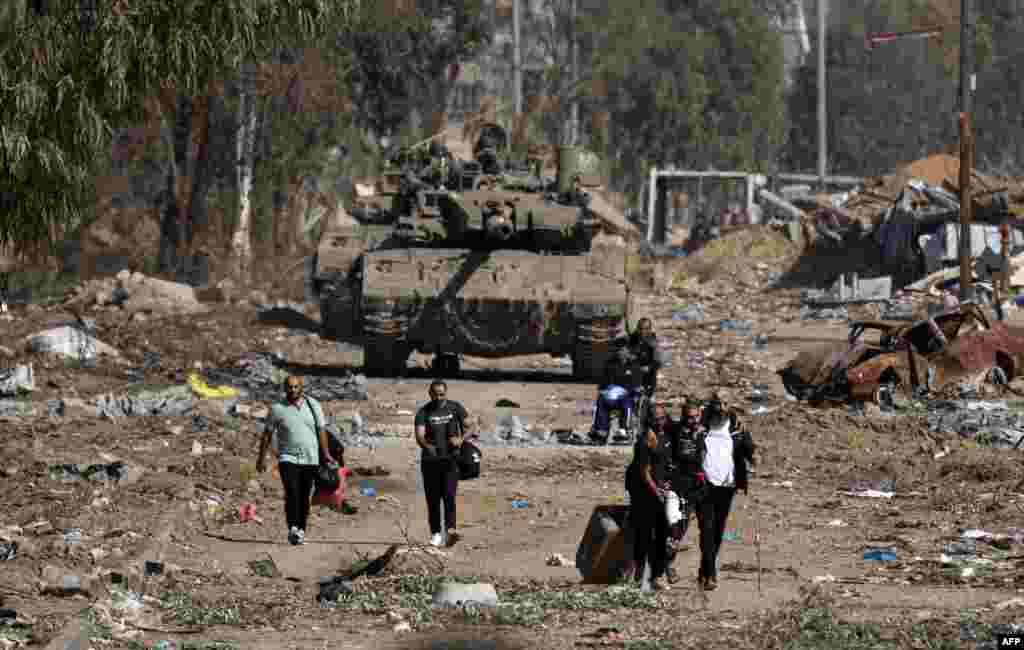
[311,467,349,509]
[238,503,257,523]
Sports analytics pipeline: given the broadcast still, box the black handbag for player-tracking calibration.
[457,439,482,480]
[307,397,340,492]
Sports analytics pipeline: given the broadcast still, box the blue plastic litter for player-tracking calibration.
[359,480,377,497]
[720,319,753,333]
[511,498,530,509]
[672,305,705,322]
[863,546,897,561]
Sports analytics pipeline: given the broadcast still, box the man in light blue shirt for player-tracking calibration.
[257,375,335,545]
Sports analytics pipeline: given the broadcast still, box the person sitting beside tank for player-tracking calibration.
[589,345,646,445]
[628,317,662,396]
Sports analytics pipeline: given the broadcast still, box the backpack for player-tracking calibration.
[457,439,482,480]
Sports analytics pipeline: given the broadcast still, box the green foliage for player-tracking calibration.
[1,0,359,250]
[492,585,658,627]
[578,1,787,196]
[340,0,494,137]
[325,588,386,613]
[159,591,242,626]
[3,268,79,304]
[0,623,32,643]
[783,607,896,650]
[128,642,241,650]
[624,642,674,650]
[80,607,114,640]
[782,0,1017,176]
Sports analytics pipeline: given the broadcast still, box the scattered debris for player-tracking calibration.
[0,364,34,397]
[432,582,499,608]
[863,546,897,561]
[0,541,16,561]
[48,463,128,482]
[25,324,119,362]
[546,553,574,568]
[672,305,705,322]
[249,557,278,578]
[317,577,354,607]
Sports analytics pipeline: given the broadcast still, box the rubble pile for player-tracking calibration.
[68,269,209,316]
[928,400,1024,449]
[202,352,369,403]
[670,226,796,290]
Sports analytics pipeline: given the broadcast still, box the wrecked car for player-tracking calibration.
[778,304,1024,404]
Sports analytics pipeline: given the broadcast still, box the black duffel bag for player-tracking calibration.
[316,461,341,492]
[457,439,482,481]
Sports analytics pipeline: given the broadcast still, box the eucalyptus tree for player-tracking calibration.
[578,0,787,204]
[340,0,493,141]
[0,0,358,275]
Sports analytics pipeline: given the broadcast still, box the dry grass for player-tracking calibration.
[694,227,797,263]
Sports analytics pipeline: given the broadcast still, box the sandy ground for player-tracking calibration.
[3,242,1024,649]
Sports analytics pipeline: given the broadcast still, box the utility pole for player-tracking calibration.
[513,0,523,118]
[958,0,974,302]
[817,0,826,191]
[569,0,579,146]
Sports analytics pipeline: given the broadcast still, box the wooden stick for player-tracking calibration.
[754,495,762,596]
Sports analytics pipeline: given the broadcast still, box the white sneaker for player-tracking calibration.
[296,528,305,545]
[429,532,445,547]
[288,526,300,545]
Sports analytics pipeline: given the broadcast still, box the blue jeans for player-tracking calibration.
[591,385,635,434]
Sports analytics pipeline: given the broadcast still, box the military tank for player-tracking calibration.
[312,125,631,379]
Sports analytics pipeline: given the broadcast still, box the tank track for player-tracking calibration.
[362,310,414,377]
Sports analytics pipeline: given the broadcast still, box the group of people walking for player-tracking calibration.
[257,375,468,549]
[626,395,755,592]
[254,316,755,596]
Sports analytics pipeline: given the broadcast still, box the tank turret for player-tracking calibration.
[314,133,629,381]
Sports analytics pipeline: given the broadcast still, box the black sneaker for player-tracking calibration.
[588,430,609,445]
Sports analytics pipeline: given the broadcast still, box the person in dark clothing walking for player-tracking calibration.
[688,398,755,591]
[256,375,337,546]
[663,398,704,583]
[625,425,671,592]
[414,379,469,548]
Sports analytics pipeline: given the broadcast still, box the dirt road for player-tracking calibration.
[1,272,1022,650]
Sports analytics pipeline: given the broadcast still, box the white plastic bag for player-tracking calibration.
[665,491,683,526]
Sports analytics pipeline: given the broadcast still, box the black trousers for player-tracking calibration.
[279,462,317,532]
[696,485,735,580]
[422,458,458,535]
[628,487,669,581]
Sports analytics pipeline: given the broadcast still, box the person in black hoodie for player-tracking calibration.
[628,318,662,395]
[685,397,755,591]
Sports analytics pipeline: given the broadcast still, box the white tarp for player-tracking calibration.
[25,326,120,361]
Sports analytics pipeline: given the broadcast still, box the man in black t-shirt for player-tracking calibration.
[414,379,469,548]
